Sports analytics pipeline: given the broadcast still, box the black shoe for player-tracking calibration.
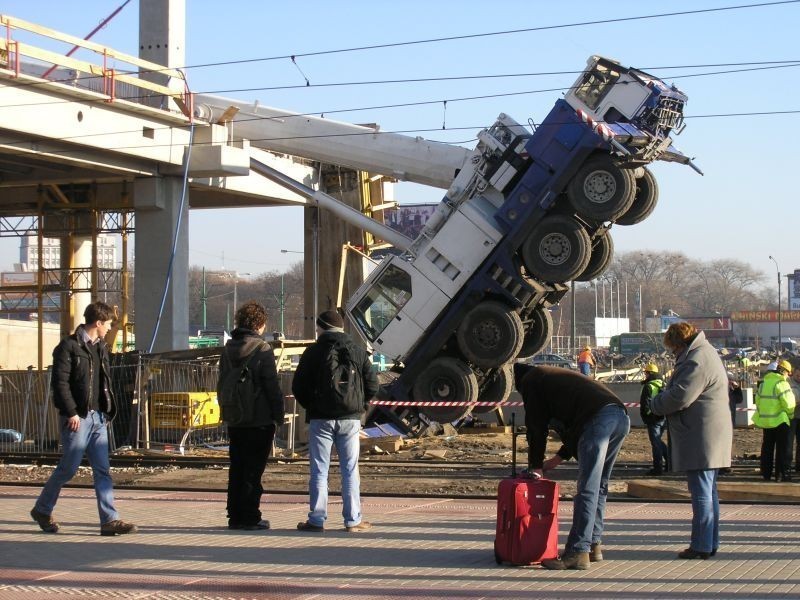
[779,474,793,483]
[229,519,270,530]
[296,520,324,532]
[30,508,59,533]
[710,548,718,557]
[678,547,710,560]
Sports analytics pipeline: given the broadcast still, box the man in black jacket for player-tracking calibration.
[292,310,379,533]
[30,301,137,536]
[514,363,630,570]
[218,301,285,530]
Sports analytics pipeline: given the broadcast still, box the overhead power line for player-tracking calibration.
[0,110,796,163]
[4,0,799,90]
[179,1,800,71]
[1,59,797,115]
[0,60,798,151]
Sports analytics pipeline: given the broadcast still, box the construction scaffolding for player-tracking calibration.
[0,203,134,370]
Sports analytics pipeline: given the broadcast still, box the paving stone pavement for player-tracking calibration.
[1,485,800,599]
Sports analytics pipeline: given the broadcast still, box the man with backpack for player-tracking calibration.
[218,301,285,530]
[292,310,379,533]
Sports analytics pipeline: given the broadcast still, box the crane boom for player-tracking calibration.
[194,93,472,189]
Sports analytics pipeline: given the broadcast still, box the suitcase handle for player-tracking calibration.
[511,412,516,477]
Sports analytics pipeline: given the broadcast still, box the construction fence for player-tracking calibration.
[0,343,310,455]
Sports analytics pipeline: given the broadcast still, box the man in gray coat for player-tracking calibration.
[651,322,732,560]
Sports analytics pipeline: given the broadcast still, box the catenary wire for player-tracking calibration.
[0,61,797,155]
[11,0,795,84]
[3,0,799,91]
[0,110,797,163]
[1,59,798,109]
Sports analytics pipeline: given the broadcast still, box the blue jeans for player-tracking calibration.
[566,404,630,554]
[646,420,669,471]
[686,469,720,553]
[579,363,592,376]
[35,411,118,524]
[307,419,362,528]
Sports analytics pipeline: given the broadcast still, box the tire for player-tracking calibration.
[472,364,514,413]
[575,231,614,282]
[456,302,524,369]
[413,357,478,423]
[520,214,591,282]
[517,306,553,359]
[616,167,659,226]
[567,155,636,222]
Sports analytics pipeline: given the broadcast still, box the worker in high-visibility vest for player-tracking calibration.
[639,363,668,475]
[753,360,796,482]
[577,346,595,378]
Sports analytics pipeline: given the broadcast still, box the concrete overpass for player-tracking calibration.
[0,1,470,365]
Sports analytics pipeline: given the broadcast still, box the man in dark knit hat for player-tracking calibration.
[292,310,379,533]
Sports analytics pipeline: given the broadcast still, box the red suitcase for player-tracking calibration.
[494,415,559,565]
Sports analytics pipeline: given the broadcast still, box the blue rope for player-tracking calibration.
[147,123,195,353]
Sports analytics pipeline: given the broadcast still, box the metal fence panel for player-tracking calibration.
[0,345,307,455]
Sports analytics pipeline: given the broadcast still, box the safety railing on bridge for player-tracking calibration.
[0,14,193,121]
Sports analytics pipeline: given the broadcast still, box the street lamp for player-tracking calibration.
[282,248,317,335]
[769,255,781,353]
[232,272,251,315]
[222,271,251,332]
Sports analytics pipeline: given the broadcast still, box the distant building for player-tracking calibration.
[19,235,117,270]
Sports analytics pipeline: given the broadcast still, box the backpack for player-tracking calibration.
[316,338,364,416]
[217,343,265,426]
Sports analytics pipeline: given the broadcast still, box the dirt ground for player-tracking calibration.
[0,427,764,500]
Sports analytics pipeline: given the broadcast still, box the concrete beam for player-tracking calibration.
[0,78,194,167]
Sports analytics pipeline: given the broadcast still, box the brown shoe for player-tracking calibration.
[296,521,324,532]
[677,547,710,560]
[542,551,590,570]
[100,519,138,536]
[590,542,603,562]
[345,520,372,533]
[30,508,59,533]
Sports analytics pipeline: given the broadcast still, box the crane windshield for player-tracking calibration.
[351,264,412,342]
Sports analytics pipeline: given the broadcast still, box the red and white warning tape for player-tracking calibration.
[368,399,755,411]
[576,108,613,141]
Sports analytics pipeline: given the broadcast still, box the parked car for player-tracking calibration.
[521,353,578,370]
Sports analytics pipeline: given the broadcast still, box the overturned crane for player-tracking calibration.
[197,55,699,430]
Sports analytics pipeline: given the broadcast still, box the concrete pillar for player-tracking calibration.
[138,0,186,105]
[135,0,189,352]
[134,177,189,352]
[69,237,93,333]
[303,166,367,338]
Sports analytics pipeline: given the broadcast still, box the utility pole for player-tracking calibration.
[570,281,576,356]
[201,267,207,329]
[279,273,285,335]
[769,256,782,352]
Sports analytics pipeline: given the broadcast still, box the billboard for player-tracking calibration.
[384,204,437,239]
[731,310,800,322]
[790,270,800,310]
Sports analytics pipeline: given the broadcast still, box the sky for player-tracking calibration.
[0,0,798,287]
